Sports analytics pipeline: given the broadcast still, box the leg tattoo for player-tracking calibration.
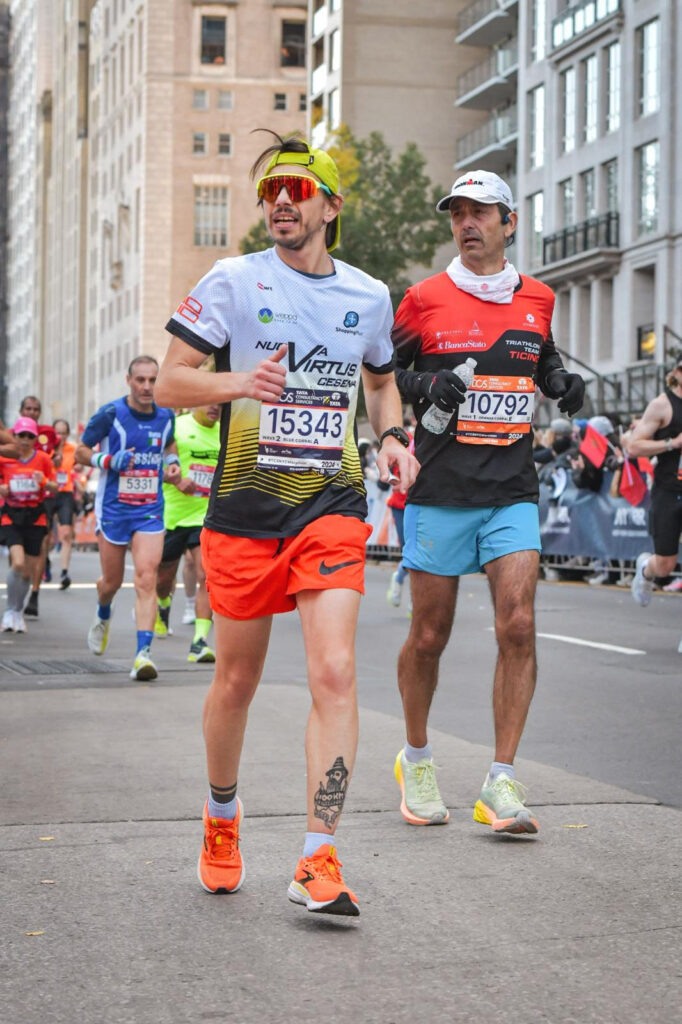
[313,756,349,828]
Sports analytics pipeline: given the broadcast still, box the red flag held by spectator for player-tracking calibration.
[579,424,608,468]
[619,459,647,506]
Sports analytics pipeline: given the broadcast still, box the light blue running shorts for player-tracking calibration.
[402,502,541,577]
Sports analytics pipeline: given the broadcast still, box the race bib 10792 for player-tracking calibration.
[456,374,535,446]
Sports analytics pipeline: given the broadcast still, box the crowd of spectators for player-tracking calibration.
[359,409,682,591]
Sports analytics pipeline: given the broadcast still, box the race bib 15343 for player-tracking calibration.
[257,387,349,475]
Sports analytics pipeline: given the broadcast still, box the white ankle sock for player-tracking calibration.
[405,742,432,763]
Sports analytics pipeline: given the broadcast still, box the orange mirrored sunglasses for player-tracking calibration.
[256,173,333,204]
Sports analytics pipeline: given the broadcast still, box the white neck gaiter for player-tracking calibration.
[446,255,520,304]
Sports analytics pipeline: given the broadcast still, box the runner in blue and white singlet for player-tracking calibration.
[82,395,175,543]
[76,356,181,683]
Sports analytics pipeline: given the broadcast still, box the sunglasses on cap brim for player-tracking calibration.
[256,173,333,204]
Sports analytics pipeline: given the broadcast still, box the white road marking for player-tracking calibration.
[0,583,135,590]
[537,632,646,656]
[486,627,645,656]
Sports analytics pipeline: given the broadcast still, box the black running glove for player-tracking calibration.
[545,370,586,416]
[418,370,467,412]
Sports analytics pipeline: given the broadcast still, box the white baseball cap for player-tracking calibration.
[436,170,515,212]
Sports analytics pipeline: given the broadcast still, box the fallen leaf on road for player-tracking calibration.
[562,824,588,829]
[25,931,44,936]
[144,860,153,865]
[38,836,55,842]
[40,880,56,885]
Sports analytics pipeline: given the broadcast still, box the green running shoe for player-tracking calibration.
[130,646,158,682]
[394,749,449,825]
[154,605,172,638]
[473,773,539,835]
[188,638,216,663]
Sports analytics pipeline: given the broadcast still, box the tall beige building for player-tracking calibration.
[6,0,54,419]
[6,0,308,426]
[307,0,486,250]
[84,0,308,419]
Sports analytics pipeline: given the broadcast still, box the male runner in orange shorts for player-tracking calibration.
[157,131,418,917]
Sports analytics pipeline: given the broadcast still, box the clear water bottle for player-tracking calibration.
[421,358,477,434]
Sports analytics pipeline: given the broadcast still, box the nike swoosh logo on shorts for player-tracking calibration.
[318,559,362,575]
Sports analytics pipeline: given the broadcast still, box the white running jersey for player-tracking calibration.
[166,247,395,537]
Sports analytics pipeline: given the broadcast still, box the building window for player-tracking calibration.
[274,92,287,110]
[638,19,660,117]
[201,16,226,65]
[330,28,341,71]
[194,185,229,247]
[529,191,544,268]
[218,90,234,110]
[581,168,595,219]
[218,133,232,156]
[583,55,598,143]
[637,141,659,234]
[530,0,547,63]
[561,67,576,154]
[605,42,620,133]
[281,21,305,67]
[528,85,545,169]
[193,89,208,110]
[193,132,207,155]
[299,92,307,112]
[604,159,618,213]
[559,178,574,227]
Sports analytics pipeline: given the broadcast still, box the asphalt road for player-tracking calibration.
[2,550,681,1024]
[1,550,680,807]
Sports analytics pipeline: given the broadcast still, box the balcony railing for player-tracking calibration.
[311,64,327,96]
[543,212,619,265]
[457,41,518,99]
[312,4,328,38]
[551,0,620,51]
[456,106,517,164]
[457,0,517,40]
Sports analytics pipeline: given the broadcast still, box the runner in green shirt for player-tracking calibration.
[155,404,221,661]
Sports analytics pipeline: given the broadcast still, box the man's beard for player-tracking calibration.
[269,218,324,251]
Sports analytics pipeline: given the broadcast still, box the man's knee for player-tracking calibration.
[309,648,356,701]
[209,669,259,712]
[407,619,452,661]
[134,563,160,593]
[496,607,535,651]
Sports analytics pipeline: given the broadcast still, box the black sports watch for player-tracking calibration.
[379,426,410,449]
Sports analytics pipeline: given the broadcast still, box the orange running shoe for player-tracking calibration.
[197,799,245,894]
[287,844,359,917]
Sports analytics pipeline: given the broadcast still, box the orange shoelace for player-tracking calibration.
[205,819,239,860]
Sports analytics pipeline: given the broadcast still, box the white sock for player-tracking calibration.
[207,795,238,820]
[303,832,333,857]
[490,761,514,780]
[405,742,432,763]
